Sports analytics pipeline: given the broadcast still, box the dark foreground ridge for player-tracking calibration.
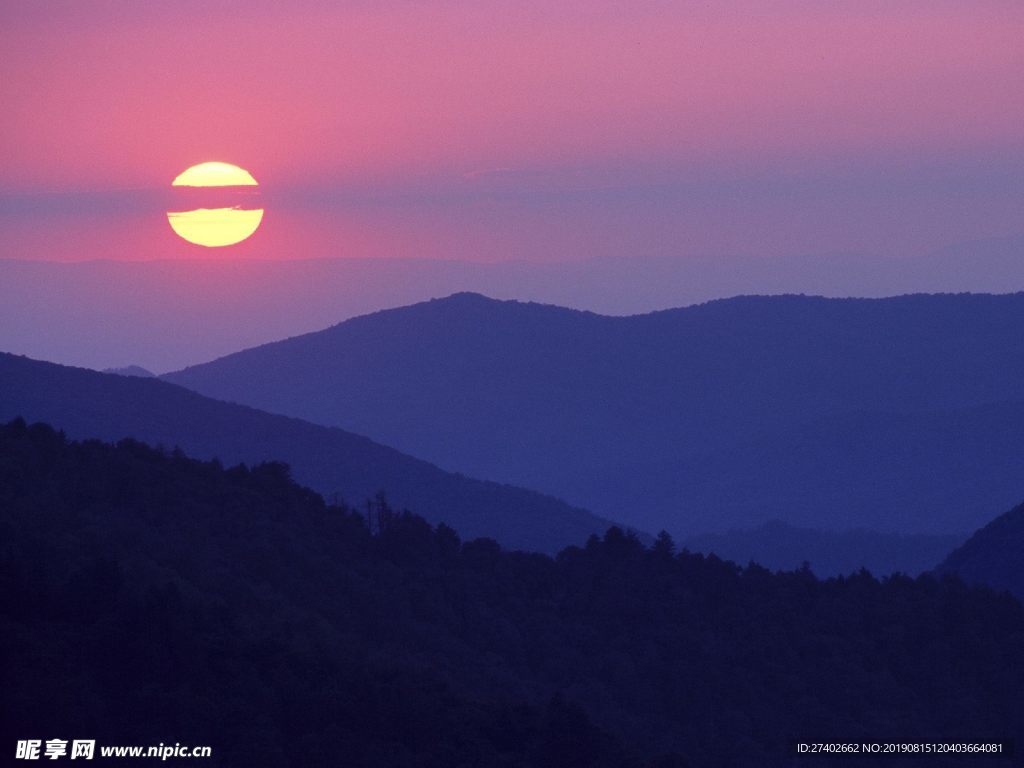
[2,420,1022,767]
[683,521,965,578]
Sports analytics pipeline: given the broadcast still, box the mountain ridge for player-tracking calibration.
[4,418,1023,766]
[164,291,1024,539]
[0,351,625,553]
[5,237,1024,371]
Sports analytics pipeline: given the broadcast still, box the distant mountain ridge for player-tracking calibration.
[165,291,1024,538]
[0,352,623,553]
[3,234,1023,372]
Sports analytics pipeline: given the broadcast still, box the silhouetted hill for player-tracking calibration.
[935,501,1024,599]
[0,352,621,553]
[684,521,964,578]
[166,292,1024,539]
[102,365,155,377]
[3,421,1022,766]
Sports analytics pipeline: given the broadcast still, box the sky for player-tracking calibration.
[1,0,1022,265]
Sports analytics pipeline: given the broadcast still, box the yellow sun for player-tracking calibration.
[172,161,259,188]
[167,162,263,247]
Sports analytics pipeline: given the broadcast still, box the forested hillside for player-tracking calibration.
[2,420,1021,767]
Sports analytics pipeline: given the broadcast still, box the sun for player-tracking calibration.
[172,161,259,188]
[167,162,264,247]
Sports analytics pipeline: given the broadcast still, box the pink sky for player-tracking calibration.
[1,0,1022,262]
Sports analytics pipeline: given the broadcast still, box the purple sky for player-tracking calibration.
[1,0,1021,267]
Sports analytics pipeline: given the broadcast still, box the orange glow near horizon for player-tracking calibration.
[168,162,263,247]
